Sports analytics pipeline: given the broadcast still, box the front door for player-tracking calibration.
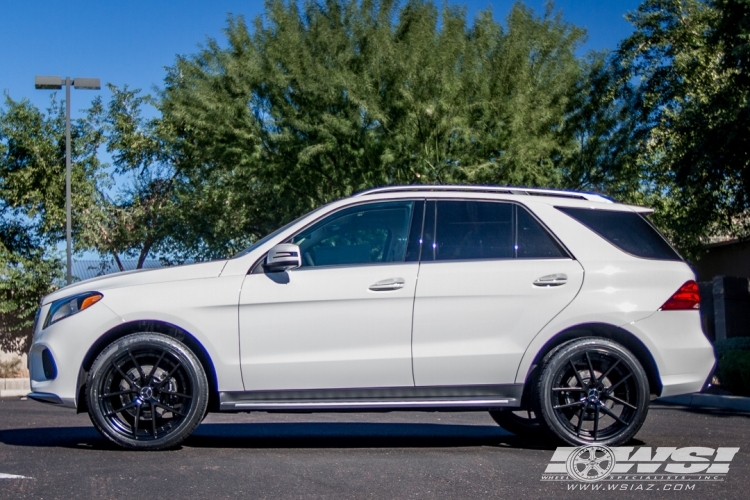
[239,200,423,391]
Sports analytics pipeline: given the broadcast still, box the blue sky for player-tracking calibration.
[1,1,644,262]
[1,0,643,118]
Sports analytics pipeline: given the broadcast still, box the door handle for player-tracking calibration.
[533,273,568,287]
[369,278,406,291]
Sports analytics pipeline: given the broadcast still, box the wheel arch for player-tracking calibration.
[519,323,662,407]
[76,320,220,414]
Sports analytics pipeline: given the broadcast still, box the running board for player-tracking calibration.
[219,384,523,412]
[225,399,519,411]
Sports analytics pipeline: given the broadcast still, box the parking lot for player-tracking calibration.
[0,398,747,499]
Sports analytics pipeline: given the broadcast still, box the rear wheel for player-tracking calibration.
[86,333,208,450]
[536,337,650,446]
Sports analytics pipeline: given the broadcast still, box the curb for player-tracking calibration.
[0,378,30,398]
[655,393,750,412]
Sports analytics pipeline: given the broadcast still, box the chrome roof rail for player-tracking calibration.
[353,185,614,203]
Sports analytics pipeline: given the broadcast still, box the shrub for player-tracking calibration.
[714,337,750,360]
[717,350,750,397]
[0,357,22,378]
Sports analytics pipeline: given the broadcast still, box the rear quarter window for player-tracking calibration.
[556,206,681,261]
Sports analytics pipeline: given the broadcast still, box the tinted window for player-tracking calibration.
[422,200,437,261]
[292,201,415,267]
[556,207,681,261]
[432,201,514,260]
[517,206,567,259]
[405,200,425,262]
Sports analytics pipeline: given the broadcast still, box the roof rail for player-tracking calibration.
[354,185,614,203]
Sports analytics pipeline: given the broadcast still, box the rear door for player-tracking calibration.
[411,200,584,386]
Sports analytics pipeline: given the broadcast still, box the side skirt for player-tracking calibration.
[219,384,523,412]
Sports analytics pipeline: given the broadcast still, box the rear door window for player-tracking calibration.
[433,201,514,260]
[421,201,568,261]
[517,206,568,259]
[556,206,681,261]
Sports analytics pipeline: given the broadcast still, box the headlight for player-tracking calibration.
[32,307,42,340]
[44,292,103,328]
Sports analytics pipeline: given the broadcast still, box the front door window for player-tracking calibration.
[292,201,415,267]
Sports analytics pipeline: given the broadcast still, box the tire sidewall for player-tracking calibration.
[86,332,209,450]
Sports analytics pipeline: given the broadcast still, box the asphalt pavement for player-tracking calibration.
[0,397,748,499]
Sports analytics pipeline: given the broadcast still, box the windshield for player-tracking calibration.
[231,204,331,259]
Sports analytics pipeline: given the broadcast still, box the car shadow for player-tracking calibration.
[651,403,750,419]
[188,422,549,449]
[0,425,112,449]
[0,422,560,451]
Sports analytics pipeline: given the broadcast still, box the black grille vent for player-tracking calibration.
[42,349,57,380]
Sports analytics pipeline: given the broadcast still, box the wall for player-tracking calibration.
[693,240,750,281]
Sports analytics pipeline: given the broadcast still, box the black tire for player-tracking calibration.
[489,409,544,438]
[86,333,209,450]
[536,337,650,447]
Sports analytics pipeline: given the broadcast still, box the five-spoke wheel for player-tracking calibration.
[536,337,649,446]
[86,333,208,450]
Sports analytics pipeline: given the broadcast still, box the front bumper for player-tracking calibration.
[28,392,64,405]
[29,300,123,409]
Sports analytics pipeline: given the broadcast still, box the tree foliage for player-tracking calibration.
[161,0,588,256]
[0,95,84,353]
[79,85,185,269]
[0,216,62,353]
[607,0,750,253]
[0,89,184,352]
[0,226,59,357]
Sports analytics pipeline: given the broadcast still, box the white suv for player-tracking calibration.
[28,186,715,450]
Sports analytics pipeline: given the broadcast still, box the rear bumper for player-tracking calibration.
[623,310,715,398]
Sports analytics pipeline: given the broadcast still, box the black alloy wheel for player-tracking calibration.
[537,337,650,447]
[87,333,208,450]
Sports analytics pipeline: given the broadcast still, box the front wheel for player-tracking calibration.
[86,333,208,450]
[536,337,650,447]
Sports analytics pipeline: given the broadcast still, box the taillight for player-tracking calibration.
[660,280,700,310]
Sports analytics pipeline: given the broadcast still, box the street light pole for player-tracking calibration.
[35,75,100,286]
[65,77,72,286]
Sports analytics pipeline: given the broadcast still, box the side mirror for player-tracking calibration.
[263,243,302,273]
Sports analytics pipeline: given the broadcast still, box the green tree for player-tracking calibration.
[78,85,185,269]
[161,0,588,256]
[0,94,103,245]
[0,88,192,272]
[0,218,62,354]
[0,89,187,353]
[604,0,750,254]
